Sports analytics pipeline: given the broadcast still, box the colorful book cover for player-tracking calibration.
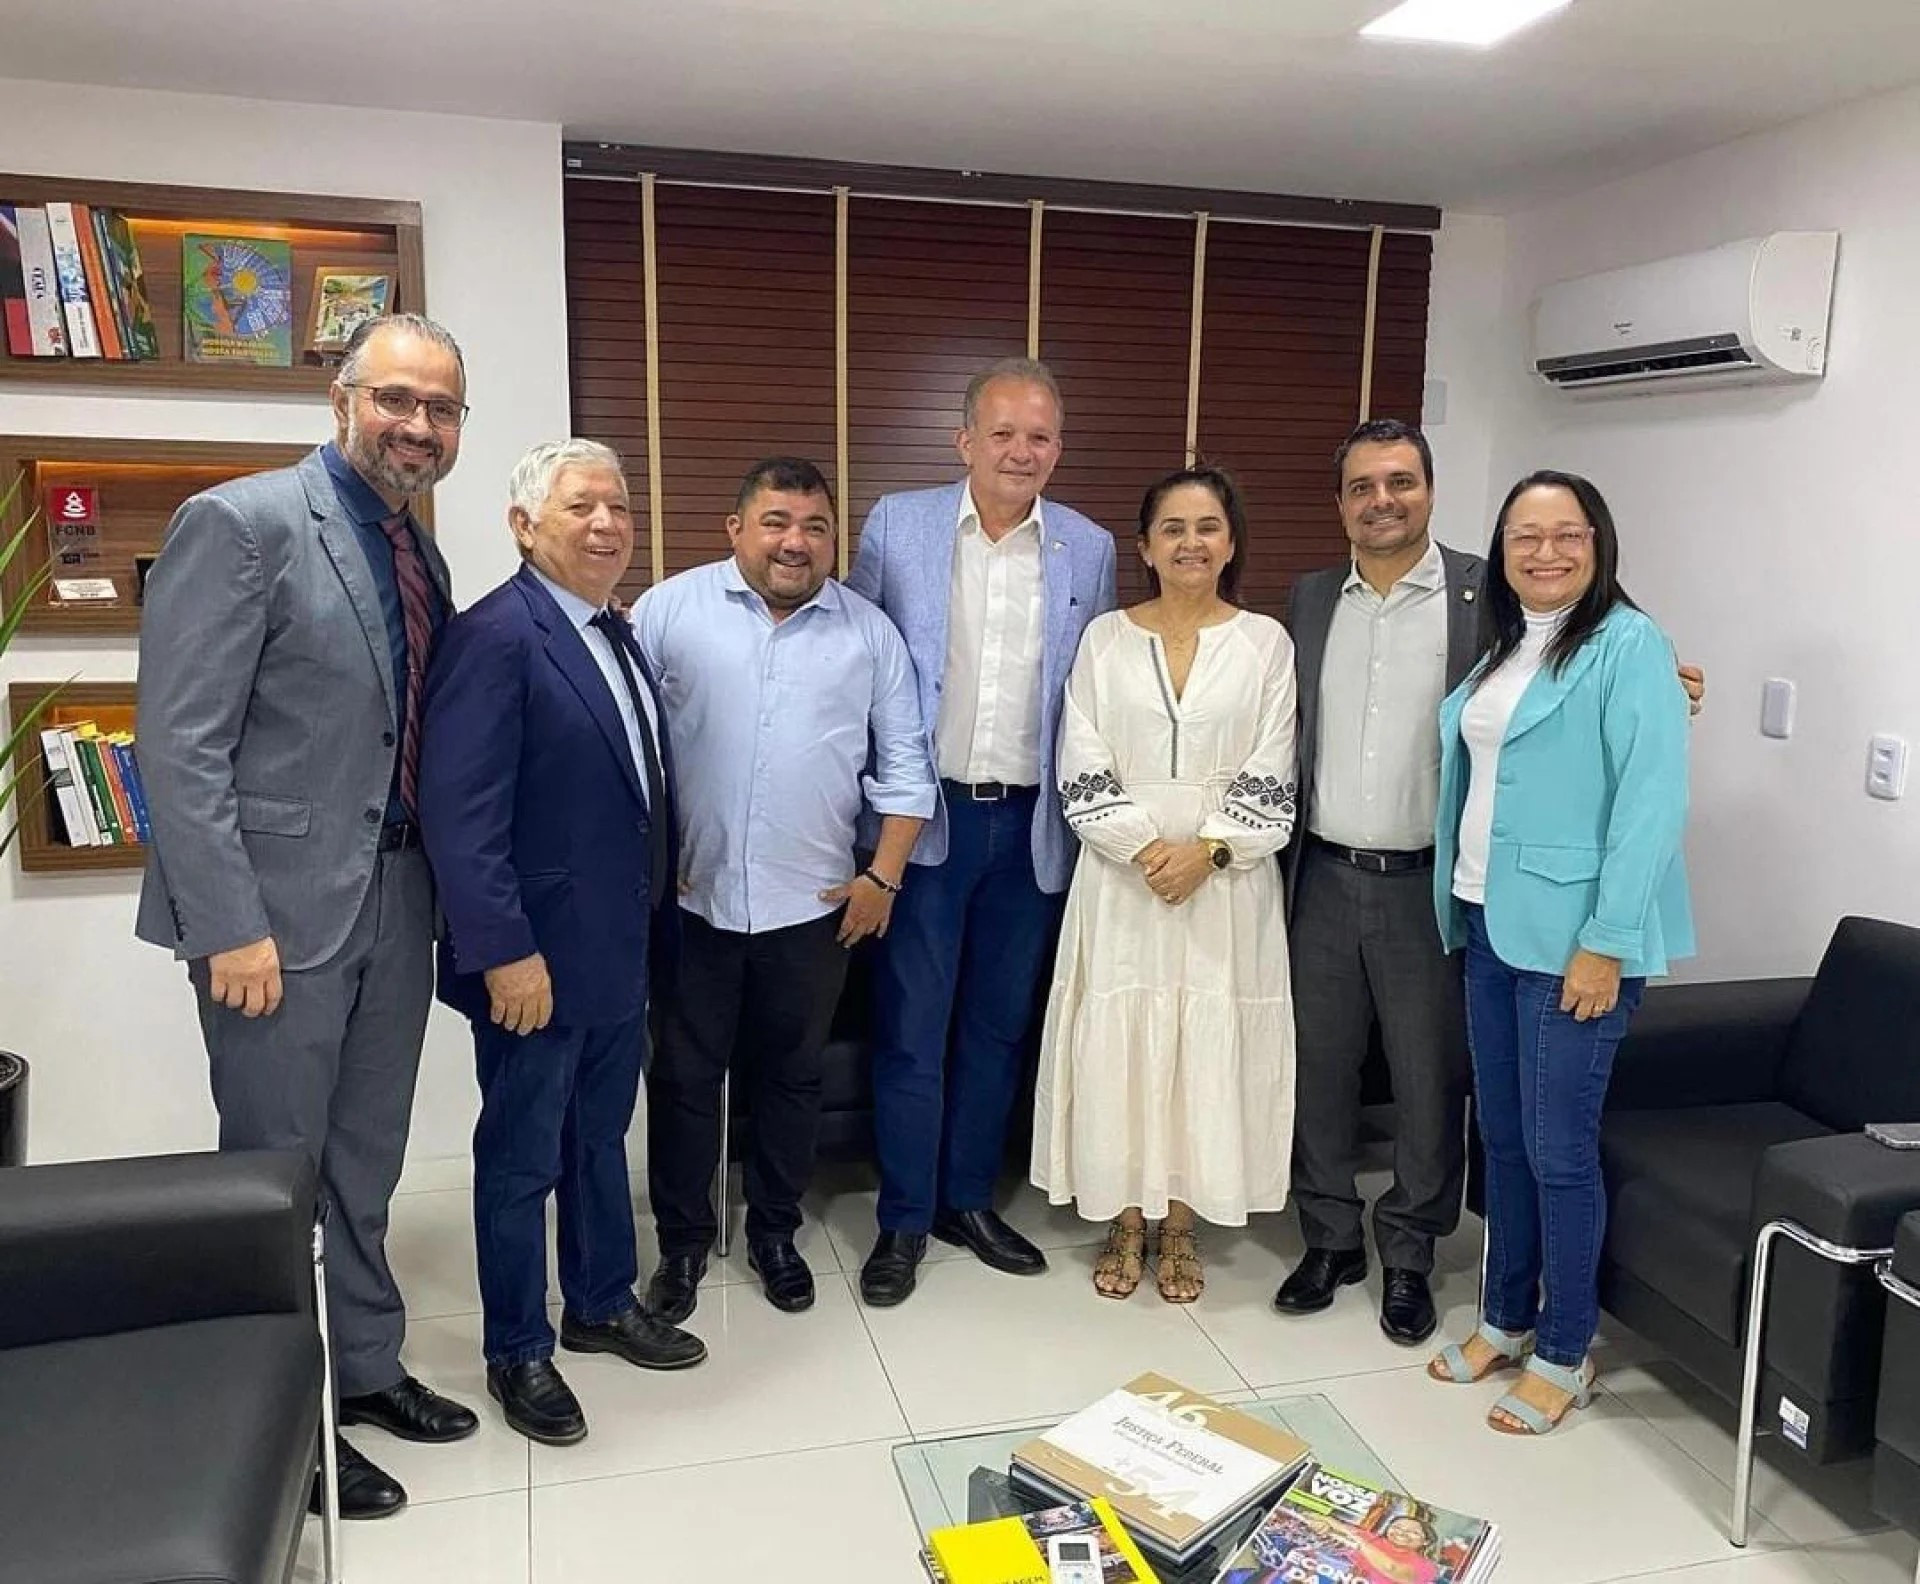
[107,739,149,843]
[102,210,160,360]
[70,729,123,843]
[87,206,133,359]
[183,233,292,366]
[71,204,124,359]
[15,205,69,355]
[93,732,137,839]
[53,729,101,844]
[42,202,102,358]
[928,1497,1159,1584]
[0,204,30,356]
[1213,1462,1497,1584]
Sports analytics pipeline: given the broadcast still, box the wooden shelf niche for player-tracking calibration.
[0,436,310,634]
[7,682,142,874]
[0,174,425,396]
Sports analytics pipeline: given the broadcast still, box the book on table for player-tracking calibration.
[1008,1374,1311,1570]
[1210,1459,1500,1583]
[924,1496,1161,1583]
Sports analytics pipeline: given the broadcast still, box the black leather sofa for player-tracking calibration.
[1873,1209,1920,1570]
[0,1149,330,1584]
[1595,916,1920,1543]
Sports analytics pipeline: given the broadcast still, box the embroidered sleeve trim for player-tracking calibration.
[1224,771,1297,831]
[1061,768,1131,825]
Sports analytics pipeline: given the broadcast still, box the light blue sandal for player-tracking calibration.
[1428,1320,1533,1384]
[1488,1354,1596,1435]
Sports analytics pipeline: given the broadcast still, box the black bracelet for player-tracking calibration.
[859,867,901,895]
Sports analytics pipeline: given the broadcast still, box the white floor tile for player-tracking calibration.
[385,1186,481,1321]
[292,1490,529,1584]
[525,1278,908,1486]
[1306,1363,1798,1584]
[531,1439,922,1584]
[858,1249,1246,1436]
[353,1310,531,1506]
[1808,1529,1920,1584]
[1616,1553,1860,1582]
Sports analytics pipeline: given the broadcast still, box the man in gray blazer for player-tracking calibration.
[137,313,478,1520]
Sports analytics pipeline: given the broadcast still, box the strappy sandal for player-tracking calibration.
[1092,1217,1148,1299]
[1428,1320,1533,1384]
[1488,1354,1596,1435]
[1155,1225,1204,1304]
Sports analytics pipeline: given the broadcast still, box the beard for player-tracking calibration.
[344,408,453,498]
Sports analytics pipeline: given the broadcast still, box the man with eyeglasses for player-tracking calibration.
[137,313,477,1521]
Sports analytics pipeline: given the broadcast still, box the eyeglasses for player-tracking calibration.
[342,383,470,432]
[1506,527,1593,555]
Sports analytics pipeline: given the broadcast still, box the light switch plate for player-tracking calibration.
[1868,734,1909,801]
[1761,679,1795,739]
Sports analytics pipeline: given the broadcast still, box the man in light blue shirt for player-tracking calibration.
[632,456,936,1321]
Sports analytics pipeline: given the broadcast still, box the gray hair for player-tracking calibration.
[338,312,467,388]
[508,438,627,519]
[961,356,1064,429]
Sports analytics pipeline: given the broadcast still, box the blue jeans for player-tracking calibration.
[869,785,1062,1232]
[472,1012,646,1367]
[1463,905,1643,1368]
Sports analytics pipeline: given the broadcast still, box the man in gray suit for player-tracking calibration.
[137,313,478,1520]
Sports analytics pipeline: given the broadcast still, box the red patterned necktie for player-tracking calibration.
[380,515,437,818]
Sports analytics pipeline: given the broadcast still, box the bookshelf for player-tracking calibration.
[0,174,425,395]
[0,436,311,635]
[7,682,143,874]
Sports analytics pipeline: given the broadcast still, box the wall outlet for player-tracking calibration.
[1867,735,1909,801]
[1760,679,1795,739]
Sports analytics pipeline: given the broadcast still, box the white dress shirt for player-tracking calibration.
[1452,605,1570,904]
[1311,539,1449,850]
[530,564,657,807]
[934,487,1046,785]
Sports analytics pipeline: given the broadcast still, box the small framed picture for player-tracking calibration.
[307,266,397,357]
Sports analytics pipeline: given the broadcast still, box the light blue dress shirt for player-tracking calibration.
[529,564,656,807]
[633,558,937,935]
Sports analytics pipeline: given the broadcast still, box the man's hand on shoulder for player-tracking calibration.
[207,936,283,1018]
[484,952,554,1036]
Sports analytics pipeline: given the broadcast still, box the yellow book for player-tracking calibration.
[928,1496,1159,1584]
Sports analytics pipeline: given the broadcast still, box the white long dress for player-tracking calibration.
[1031,608,1300,1226]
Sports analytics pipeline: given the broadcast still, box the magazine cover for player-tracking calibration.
[182,232,293,365]
[1213,1462,1494,1584]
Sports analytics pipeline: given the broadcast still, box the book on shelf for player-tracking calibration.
[925,1496,1160,1584]
[1010,1375,1311,1571]
[100,208,160,359]
[183,232,293,366]
[1211,1460,1500,1584]
[41,202,102,359]
[13,204,69,355]
[38,728,95,846]
[0,203,30,357]
[70,203,125,360]
[48,723,147,847]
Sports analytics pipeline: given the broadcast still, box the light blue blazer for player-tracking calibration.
[847,480,1118,894]
[1434,604,1695,979]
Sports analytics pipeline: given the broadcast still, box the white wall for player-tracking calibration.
[1435,82,1920,980]
[0,79,570,1166]
[1421,211,1512,555]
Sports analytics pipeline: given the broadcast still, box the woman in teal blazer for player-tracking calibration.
[1425,470,1693,1436]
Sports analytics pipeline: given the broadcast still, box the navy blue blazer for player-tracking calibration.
[418,563,676,1029]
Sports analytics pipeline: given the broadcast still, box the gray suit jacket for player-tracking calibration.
[1281,541,1484,903]
[135,447,453,970]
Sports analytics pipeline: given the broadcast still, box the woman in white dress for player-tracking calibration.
[1031,466,1299,1302]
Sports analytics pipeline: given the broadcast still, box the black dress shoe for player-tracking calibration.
[339,1375,479,1443]
[1380,1267,1438,1345]
[931,1208,1048,1276]
[560,1305,708,1370]
[1272,1246,1369,1314]
[487,1359,587,1446]
[308,1435,407,1520]
[646,1253,707,1325]
[748,1238,816,1312]
[860,1231,928,1307]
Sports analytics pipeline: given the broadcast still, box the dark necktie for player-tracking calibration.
[379,515,437,818]
[590,610,670,907]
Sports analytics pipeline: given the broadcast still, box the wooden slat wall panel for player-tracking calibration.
[653,186,836,584]
[845,199,1028,537]
[1194,223,1373,617]
[564,180,651,589]
[1038,209,1192,609]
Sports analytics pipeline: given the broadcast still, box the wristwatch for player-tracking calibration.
[1204,838,1232,871]
[859,866,902,895]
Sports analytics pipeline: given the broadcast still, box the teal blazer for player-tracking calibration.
[1434,605,1695,979]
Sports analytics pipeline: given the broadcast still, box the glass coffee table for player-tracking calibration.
[892,1391,1395,1583]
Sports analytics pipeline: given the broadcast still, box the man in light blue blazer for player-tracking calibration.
[846,357,1118,1305]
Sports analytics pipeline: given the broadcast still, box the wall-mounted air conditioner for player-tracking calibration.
[1531,231,1838,393]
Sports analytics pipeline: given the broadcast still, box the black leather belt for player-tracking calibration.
[942,778,1038,803]
[378,821,422,853]
[1311,835,1435,874]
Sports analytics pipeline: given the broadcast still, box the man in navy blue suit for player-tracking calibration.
[418,439,704,1447]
